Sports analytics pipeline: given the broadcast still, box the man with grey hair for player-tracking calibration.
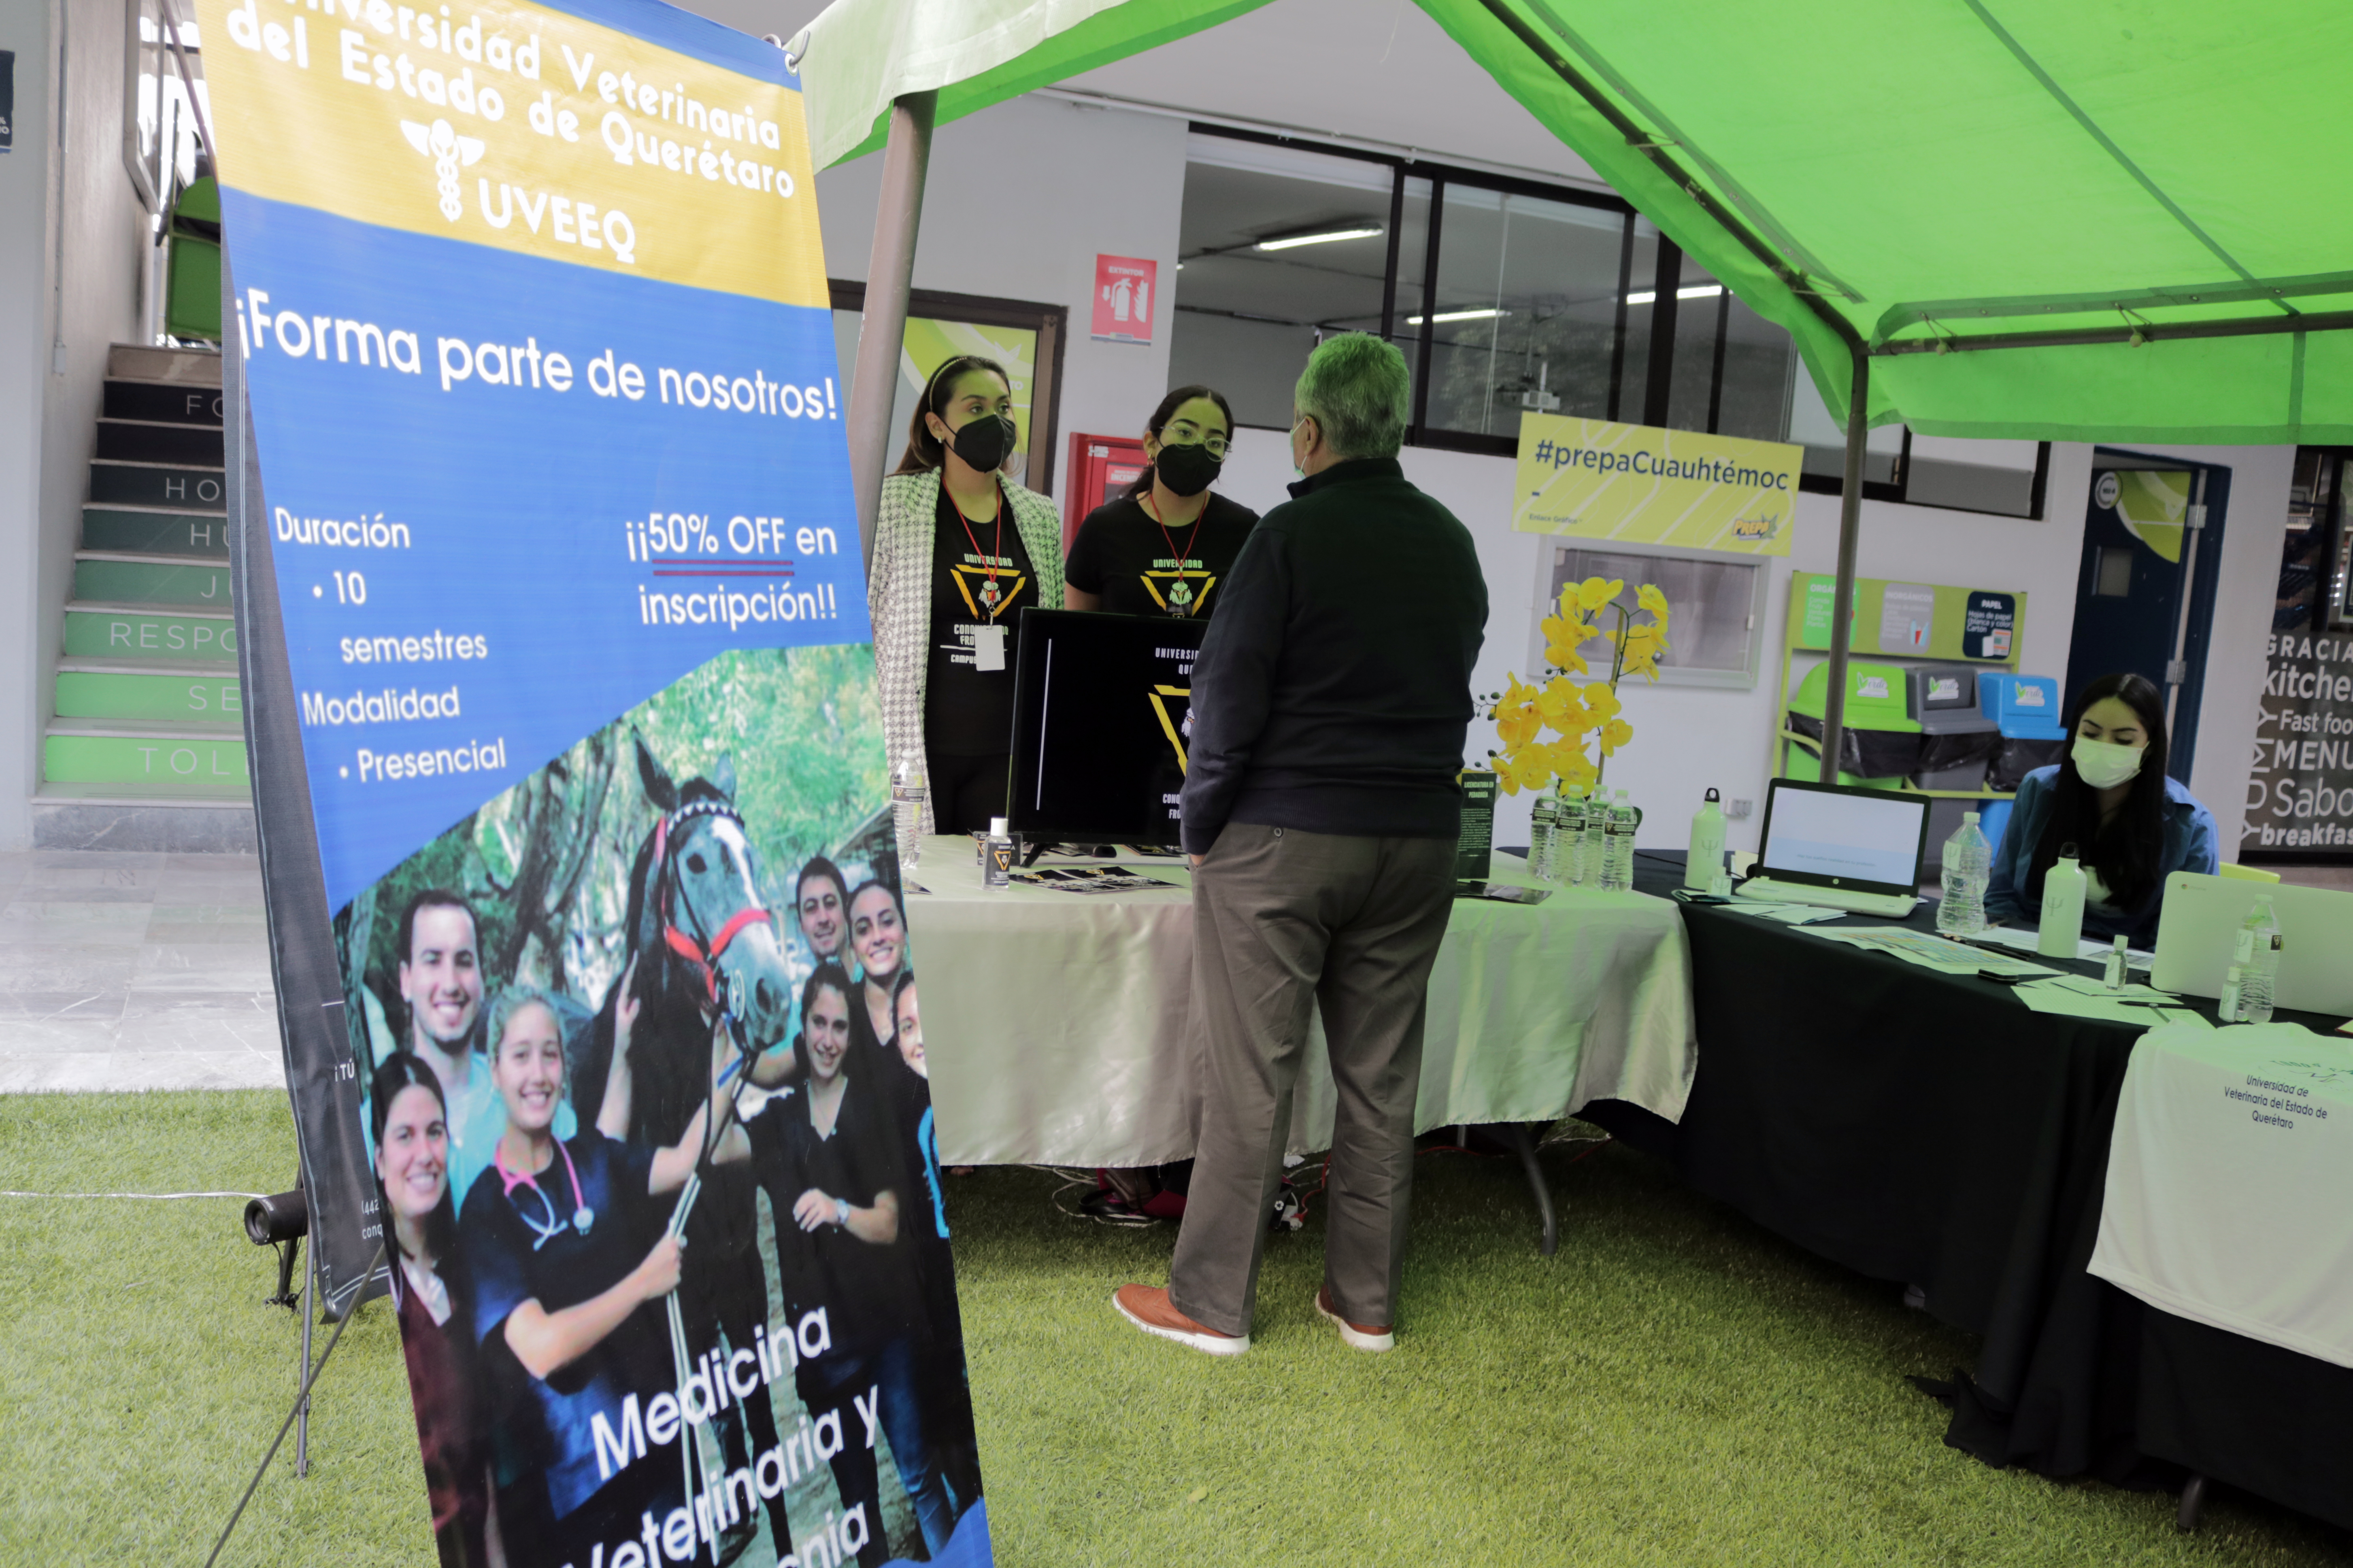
[1115,333,1487,1356]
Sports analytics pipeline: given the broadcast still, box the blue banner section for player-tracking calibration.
[225,188,866,909]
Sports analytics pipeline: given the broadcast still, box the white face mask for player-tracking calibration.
[2072,735,2145,790]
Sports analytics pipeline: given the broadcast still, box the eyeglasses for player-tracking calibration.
[1161,421,1230,458]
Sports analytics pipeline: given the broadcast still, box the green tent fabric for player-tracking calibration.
[798,0,2353,444]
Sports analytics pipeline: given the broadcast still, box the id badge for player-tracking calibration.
[972,624,1008,672]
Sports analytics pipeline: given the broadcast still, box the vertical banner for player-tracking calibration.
[194,0,991,1562]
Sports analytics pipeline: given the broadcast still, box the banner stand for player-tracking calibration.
[223,251,384,1342]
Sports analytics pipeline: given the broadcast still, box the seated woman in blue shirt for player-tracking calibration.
[1985,671,2220,945]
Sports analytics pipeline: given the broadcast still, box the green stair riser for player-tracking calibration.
[64,609,237,661]
[88,463,226,511]
[81,510,231,557]
[56,671,241,722]
[75,559,232,607]
[46,734,250,786]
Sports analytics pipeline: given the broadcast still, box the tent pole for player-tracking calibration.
[1817,352,1870,785]
[847,89,938,572]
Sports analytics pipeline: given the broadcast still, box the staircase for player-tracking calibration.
[34,343,257,852]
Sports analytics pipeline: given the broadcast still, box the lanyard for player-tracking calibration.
[1140,491,1202,617]
[496,1137,594,1251]
[952,486,1009,619]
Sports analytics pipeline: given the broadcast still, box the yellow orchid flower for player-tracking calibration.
[1493,675,1541,750]
[1583,683,1623,723]
[1536,676,1587,733]
[1620,622,1670,682]
[1598,716,1635,756]
[1540,615,1594,675]
[1636,582,1671,626]
[1542,739,1598,786]
[1498,746,1553,796]
[1573,576,1624,613]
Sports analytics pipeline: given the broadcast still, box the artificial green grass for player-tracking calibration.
[2,1092,2348,1565]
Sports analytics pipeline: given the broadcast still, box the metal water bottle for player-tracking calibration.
[2036,842,2087,958]
[1684,788,1725,891]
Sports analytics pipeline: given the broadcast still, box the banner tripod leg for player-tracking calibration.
[296,1229,317,1477]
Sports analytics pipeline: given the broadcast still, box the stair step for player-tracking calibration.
[81,508,231,557]
[95,419,226,465]
[55,667,243,723]
[89,459,226,511]
[45,723,251,790]
[103,379,226,427]
[36,780,255,809]
[74,553,233,607]
[64,603,238,661]
[107,343,223,385]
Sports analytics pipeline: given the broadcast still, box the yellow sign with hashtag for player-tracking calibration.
[1511,413,1801,557]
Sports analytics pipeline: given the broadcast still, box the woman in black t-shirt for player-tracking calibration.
[717,964,958,1564]
[1065,385,1257,620]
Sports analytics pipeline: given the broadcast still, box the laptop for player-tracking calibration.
[1734,778,1930,918]
[2150,873,2353,1017]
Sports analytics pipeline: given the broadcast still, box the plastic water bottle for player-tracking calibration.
[2239,893,2281,1024]
[982,817,1013,889]
[1557,786,1589,886]
[2036,842,2087,959]
[1935,811,1991,937]
[1530,792,1558,882]
[891,761,927,874]
[1685,788,1725,891]
[1601,790,1637,892]
[1582,787,1611,888]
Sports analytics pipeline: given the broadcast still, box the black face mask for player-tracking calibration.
[945,413,1017,473]
[1154,441,1223,498]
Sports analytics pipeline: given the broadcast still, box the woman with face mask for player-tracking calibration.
[1984,671,2219,945]
[1065,385,1259,619]
[870,355,1066,835]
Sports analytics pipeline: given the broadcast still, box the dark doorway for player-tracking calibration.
[2064,451,2233,781]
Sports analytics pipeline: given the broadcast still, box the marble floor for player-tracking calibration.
[0,850,285,1092]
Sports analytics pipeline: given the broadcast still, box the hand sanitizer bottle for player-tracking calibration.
[982,817,1013,889]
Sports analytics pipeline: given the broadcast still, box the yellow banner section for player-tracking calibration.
[192,0,825,307]
[1511,413,1802,557]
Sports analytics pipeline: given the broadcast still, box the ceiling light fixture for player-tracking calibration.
[1625,284,1725,305]
[1406,308,1510,325]
[1253,225,1385,252]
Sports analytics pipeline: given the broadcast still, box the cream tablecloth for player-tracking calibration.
[903,839,1696,1166]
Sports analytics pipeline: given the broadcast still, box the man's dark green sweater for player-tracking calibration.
[1178,457,1488,856]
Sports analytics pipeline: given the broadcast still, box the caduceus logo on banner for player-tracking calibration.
[193,0,994,1560]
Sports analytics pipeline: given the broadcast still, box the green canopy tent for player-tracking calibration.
[794,0,2353,777]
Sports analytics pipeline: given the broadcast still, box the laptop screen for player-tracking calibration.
[1759,782,1927,888]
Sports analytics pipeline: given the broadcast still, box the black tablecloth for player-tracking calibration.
[1588,851,2353,1526]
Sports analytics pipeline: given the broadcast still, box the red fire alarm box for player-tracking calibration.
[1063,432,1150,552]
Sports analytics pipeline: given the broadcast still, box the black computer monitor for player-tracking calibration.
[1006,608,1206,848]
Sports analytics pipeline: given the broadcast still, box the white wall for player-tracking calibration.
[1220,429,2292,854]
[811,93,1186,504]
[0,0,56,849]
[3,0,148,849]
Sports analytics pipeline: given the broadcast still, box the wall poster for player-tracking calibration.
[196,0,991,1560]
[2244,455,2353,858]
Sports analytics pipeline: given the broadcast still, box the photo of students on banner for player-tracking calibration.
[342,648,985,1568]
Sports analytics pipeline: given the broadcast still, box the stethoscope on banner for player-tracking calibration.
[496,1136,594,1252]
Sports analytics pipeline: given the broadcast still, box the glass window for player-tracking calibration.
[1904,435,2042,516]
[1540,546,1764,689]
[1168,135,1398,429]
[1419,185,1628,439]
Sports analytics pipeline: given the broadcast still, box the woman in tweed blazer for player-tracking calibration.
[869,355,1063,834]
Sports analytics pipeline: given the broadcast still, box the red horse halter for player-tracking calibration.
[652,800,773,1009]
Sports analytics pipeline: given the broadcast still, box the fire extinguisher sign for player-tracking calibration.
[1091,253,1158,344]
